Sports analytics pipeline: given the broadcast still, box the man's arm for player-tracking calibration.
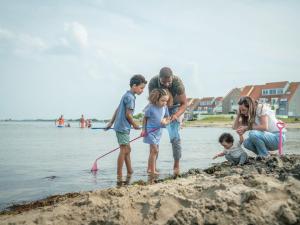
[171,93,187,121]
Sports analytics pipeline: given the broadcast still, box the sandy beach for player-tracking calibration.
[1,154,299,225]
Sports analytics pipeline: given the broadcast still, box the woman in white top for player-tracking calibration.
[232,96,286,157]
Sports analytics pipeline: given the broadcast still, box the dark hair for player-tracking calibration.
[219,133,234,144]
[238,96,256,129]
[159,67,173,79]
[130,74,147,87]
[148,88,173,106]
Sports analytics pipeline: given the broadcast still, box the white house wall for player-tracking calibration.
[289,87,300,117]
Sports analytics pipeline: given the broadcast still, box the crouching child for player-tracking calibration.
[213,133,248,165]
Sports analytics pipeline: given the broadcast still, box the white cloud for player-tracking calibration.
[18,34,47,50]
[45,22,89,55]
[0,27,47,56]
[0,28,14,39]
[83,46,131,82]
[107,13,139,31]
[1,1,300,119]
[64,22,89,48]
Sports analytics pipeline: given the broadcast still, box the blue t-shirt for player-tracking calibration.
[144,104,169,129]
[114,91,136,132]
[143,104,169,145]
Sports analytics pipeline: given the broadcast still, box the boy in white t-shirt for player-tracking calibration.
[213,133,248,165]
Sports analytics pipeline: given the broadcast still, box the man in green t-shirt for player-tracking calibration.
[148,67,187,175]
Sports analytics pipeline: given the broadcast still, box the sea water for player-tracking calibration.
[0,121,299,209]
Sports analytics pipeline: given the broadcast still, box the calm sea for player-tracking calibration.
[0,121,299,210]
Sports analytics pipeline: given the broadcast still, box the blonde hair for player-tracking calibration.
[238,96,257,129]
[148,88,173,107]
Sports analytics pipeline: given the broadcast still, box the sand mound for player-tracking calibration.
[1,155,300,225]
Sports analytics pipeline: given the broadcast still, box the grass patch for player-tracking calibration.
[183,116,300,125]
[280,118,300,123]
[200,116,233,122]
[184,116,233,125]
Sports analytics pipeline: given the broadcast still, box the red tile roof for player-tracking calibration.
[200,97,214,102]
[187,98,201,111]
[240,82,300,102]
[215,97,223,102]
[240,85,253,96]
[286,82,300,101]
[264,81,288,89]
[240,85,263,100]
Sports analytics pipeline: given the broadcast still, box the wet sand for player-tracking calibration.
[1,154,300,225]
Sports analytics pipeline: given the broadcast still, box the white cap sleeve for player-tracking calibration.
[256,104,269,117]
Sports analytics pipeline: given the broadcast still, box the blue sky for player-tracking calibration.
[0,0,299,119]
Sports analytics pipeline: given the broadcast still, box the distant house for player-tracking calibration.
[185,98,201,120]
[184,81,300,118]
[213,97,223,114]
[199,97,215,114]
[184,96,223,119]
[287,82,300,117]
[240,81,300,117]
[222,88,242,114]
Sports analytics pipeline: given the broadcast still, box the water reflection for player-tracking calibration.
[116,175,132,188]
[147,173,159,184]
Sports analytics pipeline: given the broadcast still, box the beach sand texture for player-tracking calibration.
[1,155,299,225]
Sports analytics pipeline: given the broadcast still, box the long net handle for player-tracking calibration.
[94,127,159,161]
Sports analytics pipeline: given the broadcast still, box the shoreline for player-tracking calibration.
[1,154,299,224]
[183,121,300,129]
[1,119,300,129]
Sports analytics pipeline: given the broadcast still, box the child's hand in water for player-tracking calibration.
[161,117,171,126]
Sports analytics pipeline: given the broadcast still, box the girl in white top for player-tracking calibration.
[233,96,286,157]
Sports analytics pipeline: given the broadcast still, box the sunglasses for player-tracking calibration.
[238,97,250,107]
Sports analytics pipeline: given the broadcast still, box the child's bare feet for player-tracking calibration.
[116,176,123,187]
[127,170,134,176]
[124,175,132,185]
[173,168,180,176]
[148,170,159,175]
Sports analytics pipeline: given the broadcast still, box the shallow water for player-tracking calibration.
[0,121,299,209]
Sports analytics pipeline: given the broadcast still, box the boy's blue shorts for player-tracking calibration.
[115,131,130,145]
